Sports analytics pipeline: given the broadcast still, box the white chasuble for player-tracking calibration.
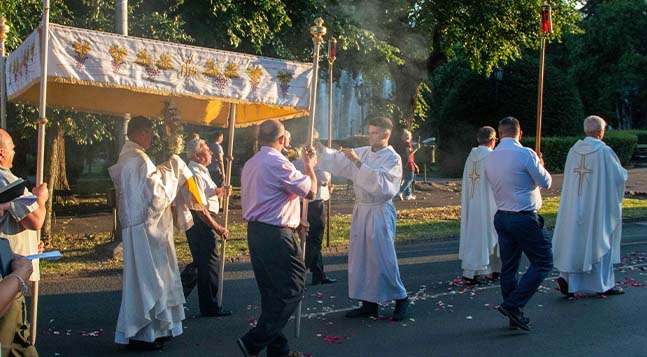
[318,146,407,303]
[553,137,627,280]
[109,141,192,343]
[459,146,500,274]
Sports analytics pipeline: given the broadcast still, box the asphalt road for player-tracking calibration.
[36,221,647,356]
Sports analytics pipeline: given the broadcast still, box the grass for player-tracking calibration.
[41,197,647,276]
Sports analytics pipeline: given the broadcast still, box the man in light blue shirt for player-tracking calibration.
[483,116,553,331]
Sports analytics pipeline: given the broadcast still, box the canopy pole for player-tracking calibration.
[217,103,236,308]
[31,0,51,346]
[296,17,326,339]
[0,17,8,130]
[325,38,336,248]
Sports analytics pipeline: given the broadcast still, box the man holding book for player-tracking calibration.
[0,129,49,356]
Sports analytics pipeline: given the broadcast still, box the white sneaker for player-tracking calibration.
[397,193,403,200]
[405,195,416,200]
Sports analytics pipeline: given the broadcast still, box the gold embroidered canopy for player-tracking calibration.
[5,24,313,126]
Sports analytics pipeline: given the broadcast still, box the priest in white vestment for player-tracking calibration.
[316,116,409,321]
[553,115,628,297]
[459,127,501,284]
[109,116,193,350]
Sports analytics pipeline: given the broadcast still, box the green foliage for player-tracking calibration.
[427,55,583,176]
[568,0,647,129]
[521,131,638,172]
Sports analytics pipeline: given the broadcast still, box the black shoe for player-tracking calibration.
[496,305,530,331]
[508,314,531,330]
[392,297,409,321]
[345,301,379,318]
[236,338,257,357]
[490,272,501,281]
[126,339,165,351]
[203,307,232,317]
[463,276,488,285]
[312,276,337,285]
[555,277,574,297]
[598,286,625,296]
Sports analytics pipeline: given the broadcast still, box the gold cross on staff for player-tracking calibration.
[573,154,593,196]
[469,162,480,199]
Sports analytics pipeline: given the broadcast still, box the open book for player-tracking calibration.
[0,178,27,203]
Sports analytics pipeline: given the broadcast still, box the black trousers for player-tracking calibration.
[305,200,326,281]
[180,211,221,315]
[241,221,306,357]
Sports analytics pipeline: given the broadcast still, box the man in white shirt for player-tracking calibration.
[316,116,409,321]
[483,117,553,331]
[552,115,627,297]
[459,126,500,285]
[180,138,232,317]
[238,119,317,357]
[0,129,48,356]
[294,131,336,286]
[109,116,191,350]
[207,131,225,187]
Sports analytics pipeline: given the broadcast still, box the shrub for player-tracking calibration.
[522,131,637,172]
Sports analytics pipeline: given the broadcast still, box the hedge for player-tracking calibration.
[521,131,637,172]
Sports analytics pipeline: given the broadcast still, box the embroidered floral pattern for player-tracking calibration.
[108,45,128,72]
[72,40,92,70]
[277,70,294,96]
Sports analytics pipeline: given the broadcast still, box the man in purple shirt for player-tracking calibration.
[483,117,553,332]
[237,119,317,357]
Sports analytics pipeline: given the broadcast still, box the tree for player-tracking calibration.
[568,0,647,129]
[1,0,193,242]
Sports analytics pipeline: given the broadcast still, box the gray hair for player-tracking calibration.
[476,126,496,145]
[583,115,606,134]
[401,129,412,141]
[185,138,206,159]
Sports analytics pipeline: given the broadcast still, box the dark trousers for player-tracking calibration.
[241,222,306,357]
[305,200,326,281]
[180,211,221,315]
[494,211,553,312]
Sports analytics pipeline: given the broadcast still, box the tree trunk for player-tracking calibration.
[42,124,70,244]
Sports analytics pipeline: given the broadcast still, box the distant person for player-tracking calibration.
[316,116,409,321]
[396,129,419,200]
[0,128,48,356]
[208,131,225,187]
[179,139,232,317]
[483,116,552,331]
[294,130,336,286]
[238,119,316,357]
[552,115,627,297]
[109,116,192,350]
[459,126,501,285]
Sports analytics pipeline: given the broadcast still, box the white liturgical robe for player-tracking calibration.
[317,145,407,303]
[459,146,500,277]
[552,137,627,292]
[109,141,193,343]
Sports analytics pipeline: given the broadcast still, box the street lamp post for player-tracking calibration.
[535,4,553,155]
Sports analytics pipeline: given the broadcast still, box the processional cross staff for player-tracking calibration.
[535,4,553,155]
[295,17,326,339]
[325,37,336,248]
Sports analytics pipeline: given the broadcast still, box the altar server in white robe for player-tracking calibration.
[459,126,501,284]
[316,116,409,321]
[109,116,193,350]
[553,115,628,297]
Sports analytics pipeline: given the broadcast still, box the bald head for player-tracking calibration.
[0,130,15,169]
[257,119,286,147]
[0,130,12,150]
[583,115,606,139]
